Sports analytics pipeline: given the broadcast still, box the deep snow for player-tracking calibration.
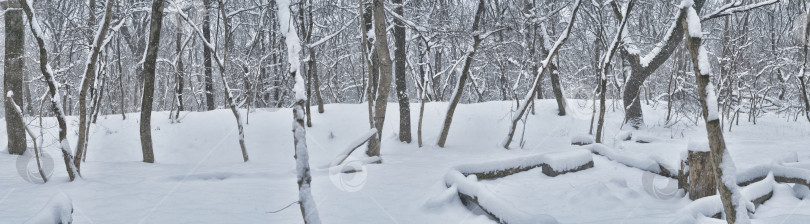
[1,100,809,223]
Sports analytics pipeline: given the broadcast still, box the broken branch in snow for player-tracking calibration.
[329,129,378,167]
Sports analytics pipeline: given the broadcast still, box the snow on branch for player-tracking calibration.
[700,0,779,22]
[600,0,635,79]
[308,15,359,48]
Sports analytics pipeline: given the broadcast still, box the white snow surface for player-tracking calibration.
[0,100,809,223]
[688,140,711,152]
[23,192,73,224]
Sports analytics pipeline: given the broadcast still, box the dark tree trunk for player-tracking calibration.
[117,36,126,120]
[140,0,166,163]
[4,1,26,155]
[176,14,185,116]
[549,68,566,116]
[612,0,706,129]
[393,0,412,143]
[203,0,215,110]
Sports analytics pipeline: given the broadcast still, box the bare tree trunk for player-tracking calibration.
[75,0,115,170]
[276,0,321,222]
[682,5,746,223]
[140,0,166,163]
[436,0,485,148]
[175,13,185,119]
[216,0,249,162]
[203,0,215,110]
[612,0,707,129]
[21,0,80,180]
[502,0,582,149]
[596,0,635,143]
[393,0,412,143]
[117,36,126,120]
[549,68,566,116]
[4,0,26,155]
[365,0,395,157]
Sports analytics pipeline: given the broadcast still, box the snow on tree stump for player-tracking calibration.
[686,142,715,200]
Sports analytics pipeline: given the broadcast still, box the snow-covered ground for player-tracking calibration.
[1,100,809,223]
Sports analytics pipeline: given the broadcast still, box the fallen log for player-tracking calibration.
[444,150,594,223]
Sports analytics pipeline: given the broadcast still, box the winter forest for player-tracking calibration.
[1,0,810,223]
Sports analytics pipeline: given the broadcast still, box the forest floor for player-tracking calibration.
[1,100,809,223]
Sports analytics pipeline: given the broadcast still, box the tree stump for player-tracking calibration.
[687,149,716,200]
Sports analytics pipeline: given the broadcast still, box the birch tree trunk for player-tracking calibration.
[276,0,321,222]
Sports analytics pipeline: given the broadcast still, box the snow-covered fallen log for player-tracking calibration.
[445,171,558,224]
[736,164,810,188]
[671,172,776,224]
[581,144,677,178]
[454,150,593,179]
[443,151,593,223]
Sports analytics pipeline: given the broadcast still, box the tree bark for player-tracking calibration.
[175,13,185,119]
[549,68,566,116]
[682,5,745,223]
[596,0,635,143]
[687,150,716,200]
[117,36,126,120]
[365,0,395,157]
[276,0,321,222]
[203,0,215,110]
[4,0,26,155]
[502,0,582,149]
[393,0,412,143]
[436,0,485,148]
[612,0,706,129]
[140,0,165,163]
[21,0,80,180]
[75,0,115,172]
